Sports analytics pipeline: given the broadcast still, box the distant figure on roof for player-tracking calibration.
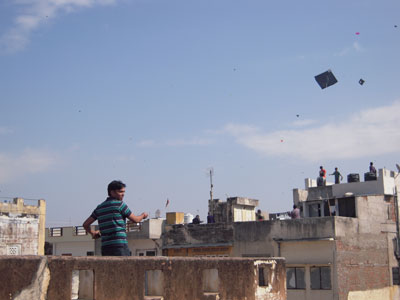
[330,167,343,184]
[369,162,377,176]
[256,209,265,221]
[207,212,215,224]
[192,215,201,224]
[318,166,326,186]
[289,205,300,219]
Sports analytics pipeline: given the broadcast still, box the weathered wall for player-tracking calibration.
[334,218,396,300]
[164,223,234,248]
[0,198,46,255]
[0,256,287,300]
[347,286,400,300]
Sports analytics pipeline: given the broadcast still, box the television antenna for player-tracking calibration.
[206,167,214,202]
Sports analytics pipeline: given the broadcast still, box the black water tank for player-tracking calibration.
[364,172,377,181]
[347,173,360,183]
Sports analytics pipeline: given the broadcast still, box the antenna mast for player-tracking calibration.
[208,167,214,202]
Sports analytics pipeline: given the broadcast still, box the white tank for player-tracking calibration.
[184,213,194,224]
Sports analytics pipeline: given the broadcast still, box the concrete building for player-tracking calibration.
[209,197,259,223]
[163,168,400,300]
[0,197,46,255]
[46,218,165,257]
[46,226,96,256]
[0,255,286,300]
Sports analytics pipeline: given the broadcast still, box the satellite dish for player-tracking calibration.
[155,209,161,218]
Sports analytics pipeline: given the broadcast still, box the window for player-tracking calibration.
[74,226,87,236]
[258,267,268,287]
[310,266,331,290]
[49,227,63,237]
[137,249,157,256]
[338,197,356,218]
[286,267,305,289]
[393,267,400,285]
[7,244,21,255]
[86,251,94,256]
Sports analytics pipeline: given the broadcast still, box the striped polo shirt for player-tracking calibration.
[91,197,132,247]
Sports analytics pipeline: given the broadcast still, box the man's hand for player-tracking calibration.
[91,230,101,239]
[142,212,148,219]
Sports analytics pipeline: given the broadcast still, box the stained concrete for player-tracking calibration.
[0,256,286,300]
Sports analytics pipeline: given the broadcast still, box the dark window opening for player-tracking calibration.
[393,267,400,285]
[258,267,268,287]
[287,267,305,289]
[338,197,356,218]
[86,251,94,256]
[311,266,331,290]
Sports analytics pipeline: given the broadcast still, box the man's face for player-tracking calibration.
[110,188,125,201]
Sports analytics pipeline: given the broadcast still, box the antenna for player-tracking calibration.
[207,167,214,202]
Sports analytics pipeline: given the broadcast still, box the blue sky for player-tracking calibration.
[1,0,400,227]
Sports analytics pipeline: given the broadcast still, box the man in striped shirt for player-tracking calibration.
[83,180,148,256]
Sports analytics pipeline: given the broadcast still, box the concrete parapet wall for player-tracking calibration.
[0,256,286,300]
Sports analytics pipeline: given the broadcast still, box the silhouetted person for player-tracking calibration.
[330,167,343,184]
[207,212,215,224]
[289,205,300,219]
[192,215,201,224]
[318,166,326,186]
[256,209,265,221]
[370,162,377,175]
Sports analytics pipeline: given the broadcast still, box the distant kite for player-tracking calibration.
[359,79,365,85]
[314,69,338,89]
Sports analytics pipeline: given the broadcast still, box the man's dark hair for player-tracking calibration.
[107,180,126,196]
[293,205,297,209]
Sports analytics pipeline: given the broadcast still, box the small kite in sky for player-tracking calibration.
[280,139,284,143]
[359,79,365,85]
[296,114,300,117]
[355,32,360,35]
[314,69,338,89]
[165,198,170,208]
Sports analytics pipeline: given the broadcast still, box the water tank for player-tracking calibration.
[184,213,194,224]
[364,172,377,181]
[347,173,360,183]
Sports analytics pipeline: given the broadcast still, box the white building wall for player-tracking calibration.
[0,215,39,255]
[53,241,95,256]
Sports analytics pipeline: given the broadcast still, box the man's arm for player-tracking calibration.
[127,212,148,223]
[83,216,100,239]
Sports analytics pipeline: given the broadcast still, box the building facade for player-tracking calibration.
[0,197,46,255]
[162,168,400,300]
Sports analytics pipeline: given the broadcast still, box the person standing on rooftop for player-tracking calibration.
[330,167,343,184]
[318,166,327,186]
[369,162,377,176]
[83,180,148,256]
